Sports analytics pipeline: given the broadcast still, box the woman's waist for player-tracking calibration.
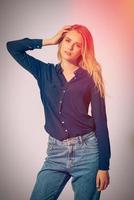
[48,131,96,146]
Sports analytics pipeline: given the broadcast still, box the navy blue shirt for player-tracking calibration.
[6,38,111,170]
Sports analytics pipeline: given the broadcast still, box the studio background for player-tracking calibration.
[0,0,134,199]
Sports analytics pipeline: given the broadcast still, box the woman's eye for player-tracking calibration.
[76,44,81,48]
[65,39,70,42]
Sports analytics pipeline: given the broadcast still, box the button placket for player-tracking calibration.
[58,100,62,113]
[58,86,69,136]
[58,86,67,113]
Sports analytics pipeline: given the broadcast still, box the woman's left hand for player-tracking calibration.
[96,170,110,191]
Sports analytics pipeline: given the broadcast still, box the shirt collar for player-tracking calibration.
[56,63,63,74]
[56,63,85,76]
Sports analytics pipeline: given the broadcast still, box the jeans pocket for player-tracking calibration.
[83,134,98,148]
[47,142,54,151]
[47,137,55,153]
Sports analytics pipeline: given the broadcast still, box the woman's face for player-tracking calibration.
[60,30,83,64]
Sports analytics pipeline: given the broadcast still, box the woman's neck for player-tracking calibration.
[60,60,79,73]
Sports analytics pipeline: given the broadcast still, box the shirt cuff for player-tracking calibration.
[33,39,43,49]
[99,158,110,170]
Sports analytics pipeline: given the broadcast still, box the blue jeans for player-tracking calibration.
[30,131,101,200]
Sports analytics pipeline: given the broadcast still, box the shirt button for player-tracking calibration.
[59,111,61,114]
[65,129,68,132]
[63,90,66,93]
[59,100,62,103]
[61,121,64,124]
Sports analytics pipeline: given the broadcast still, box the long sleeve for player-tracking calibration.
[6,38,45,80]
[90,79,111,170]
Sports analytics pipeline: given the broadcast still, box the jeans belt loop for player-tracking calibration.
[78,135,83,144]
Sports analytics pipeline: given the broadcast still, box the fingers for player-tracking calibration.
[61,25,72,33]
[97,178,108,191]
[103,176,110,190]
[96,175,100,191]
[57,26,72,42]
[96,171,110,191]
[51,25,72,45]
[63,25,72,30]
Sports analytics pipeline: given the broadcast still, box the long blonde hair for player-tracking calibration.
[57,24,105,97]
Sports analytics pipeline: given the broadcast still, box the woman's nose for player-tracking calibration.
[68,43,73,50]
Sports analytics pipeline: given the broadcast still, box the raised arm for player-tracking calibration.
[6,26,72,80]
[6,38,45,80]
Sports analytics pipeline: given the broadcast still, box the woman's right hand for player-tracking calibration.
[43,25,72,46]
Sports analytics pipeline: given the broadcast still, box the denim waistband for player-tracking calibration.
[48,131,96,145]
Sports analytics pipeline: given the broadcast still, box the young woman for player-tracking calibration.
[7,24,111,200]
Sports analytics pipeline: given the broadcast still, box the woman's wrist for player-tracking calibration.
[42,38,54,46]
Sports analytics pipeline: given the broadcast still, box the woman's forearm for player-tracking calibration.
[42,38,55,46]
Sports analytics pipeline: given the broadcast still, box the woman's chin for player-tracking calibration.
[61,56,76,63]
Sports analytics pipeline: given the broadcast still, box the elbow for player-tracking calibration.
[6,41,13,52]
[6,40,17,54]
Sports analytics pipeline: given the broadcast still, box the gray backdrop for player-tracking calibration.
[1,0,134,199]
